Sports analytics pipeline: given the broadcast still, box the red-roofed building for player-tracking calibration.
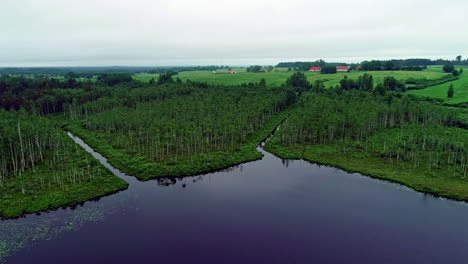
[309,67,322,72]
[336,66,350,72]
[227,70,237,74]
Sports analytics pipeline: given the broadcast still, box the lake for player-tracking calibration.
[2,132,468,263]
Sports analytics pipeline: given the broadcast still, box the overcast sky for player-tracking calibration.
[1,0,467,66]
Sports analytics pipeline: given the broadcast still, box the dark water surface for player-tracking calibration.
[2,132,468,263]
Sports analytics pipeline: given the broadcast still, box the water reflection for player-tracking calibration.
[281,159,295,167]
[3,128,468,263]
[154,164,246,187]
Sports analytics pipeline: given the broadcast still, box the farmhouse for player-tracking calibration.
[228,70,237,74]
[336,66,350,72]
[309,67,322,72]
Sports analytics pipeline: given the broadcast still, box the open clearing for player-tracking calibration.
[407,66,468,104]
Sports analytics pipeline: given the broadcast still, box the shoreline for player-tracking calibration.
[264,140,468,202]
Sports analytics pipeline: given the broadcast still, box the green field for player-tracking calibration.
[407,65,468,104]
[134,68,447,88]
[135,66,467,104]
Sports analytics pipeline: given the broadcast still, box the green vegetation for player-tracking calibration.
[448,84,455,98]
[0,111,128,219]
[407,66,468,104]
[321,65,337,74]
[285,72,310,92]
[265,90,468,200]
[63,83,295,180]
[134,69,447,89]
[339,73,374,91]
[246,65,273,72]
[0,62,467,218]
[443,64,455,73]
[405,74,459,91]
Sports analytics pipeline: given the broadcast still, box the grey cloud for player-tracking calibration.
[1,0,467,66]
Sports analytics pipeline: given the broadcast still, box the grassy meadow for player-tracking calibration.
[407,65,468,104]
[135,66,468,104]
[134,68,448,88]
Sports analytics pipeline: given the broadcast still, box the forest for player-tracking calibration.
[64,82,296,180]
[0,110,128,218]
[0,66,227,76]
[265,86,468,199]
[0,73,297,217]
[0,64,467,218]
[276,57,468,71]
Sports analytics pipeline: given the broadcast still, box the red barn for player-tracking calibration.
[309,67,322,72]
[336,66,350,72]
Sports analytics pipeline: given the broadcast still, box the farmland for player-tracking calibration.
[135,66,468,104]
[134,68,448,88]
[407,65,468,104]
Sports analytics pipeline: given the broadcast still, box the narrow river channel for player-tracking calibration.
[2,129,468,263]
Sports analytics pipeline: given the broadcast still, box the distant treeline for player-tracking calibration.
[277,57,468,71]
[246,65,274,72]
[276,60,348,71]
[0,66,228,76]
[0,73,137,113]
[360,59,438,71]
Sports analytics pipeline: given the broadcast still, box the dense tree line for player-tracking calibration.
[275,90,466,177]
[97,73,133,86]
[360,58,468,71]
[0,66,227,76]
[0,75,87,113]
[276,58,468,72]
[360,60,425,71]
[280,91,459,144]
[276,60,348,71]
[0,110,103,190]
[338,74,375,91]
[72,83,296,163]
[246,65,263,72]
[64,82,197,120]
[336,73,462,94]
[0,74,146,114]
[246,65,273,72]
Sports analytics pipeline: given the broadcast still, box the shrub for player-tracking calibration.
[448,84,455,98]
[321,66,337,74]
[286,72,310,92]
[443,64,455,73]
